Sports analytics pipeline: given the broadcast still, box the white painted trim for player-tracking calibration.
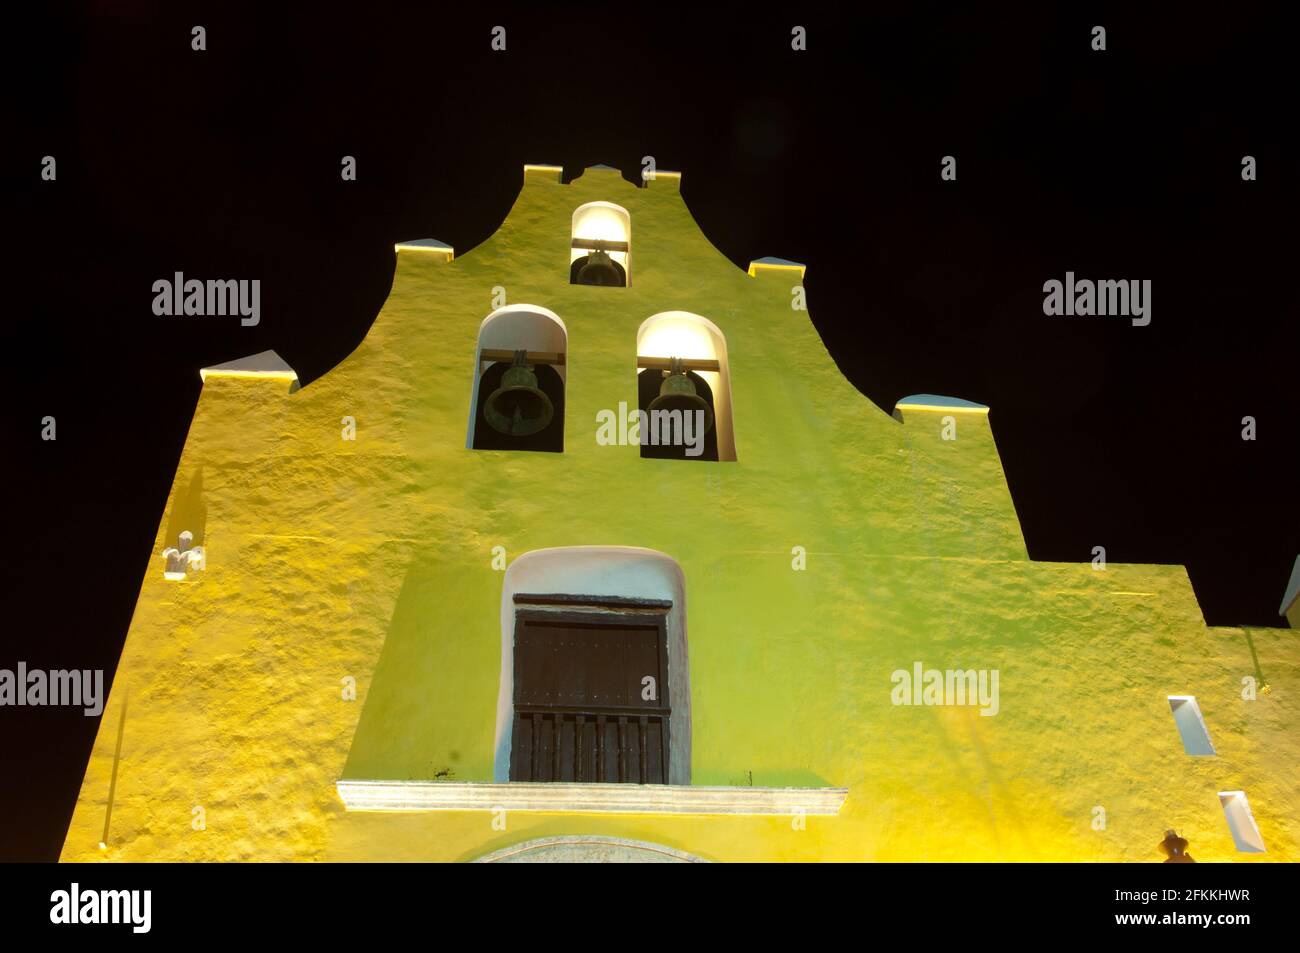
[199,349,298,386]
[1218,791,1266,853]
[1279,554,1300,616]
[474,835,708,863]
[571,200,632,284]
[643,169,681,188]
[337,780,847,816]
[747,257,806,279]
[394,238,454,260]
[494,547,690,784]
[895,394,990,414]
[524,163,564,181]
[466,305,568,449]
[1168,695,1216,756]
[637,311,738,462]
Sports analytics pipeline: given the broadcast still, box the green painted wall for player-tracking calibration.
[62,167,1299,862]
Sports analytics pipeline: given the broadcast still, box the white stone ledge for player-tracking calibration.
[337,780,847,816]
[523,163,564,182]
[894,393,989,414]
[747,256,806,279]
[199,349,299,388]
[394,238,454,261]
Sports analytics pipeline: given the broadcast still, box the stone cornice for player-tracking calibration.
[337,780,847,816]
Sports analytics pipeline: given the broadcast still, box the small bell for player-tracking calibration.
[646,357,714,434]
[574,246,625,287]
[484,350,555,437]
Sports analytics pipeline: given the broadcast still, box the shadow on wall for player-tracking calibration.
[717,768,834,788]
[163,468,207,550]
[341,557,498,783]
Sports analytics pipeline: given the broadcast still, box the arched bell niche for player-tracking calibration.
[635,311,736,462]
[467,305,567,453]
[570,202,631,287]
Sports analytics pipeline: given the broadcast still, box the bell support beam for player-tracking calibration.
[637,356,721,372]
[571,238,630,252]
[480,349,566,367]
[478,352,717,371]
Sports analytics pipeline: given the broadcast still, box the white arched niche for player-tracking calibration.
[474,836,707,863]
[571,201,631,284]
[494,546,690,784]
[466,304,567,448]
[637,311,737,461]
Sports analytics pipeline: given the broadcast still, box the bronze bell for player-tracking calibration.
[575,247,624,287]
[484,350,554,436]
[646,357,714,434]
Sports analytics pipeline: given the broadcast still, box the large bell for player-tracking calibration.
[646,357,714,434]
[484,350,555,436]
[574,248,625,287]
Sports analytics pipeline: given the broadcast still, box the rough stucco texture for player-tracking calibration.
[61,167,1299,862]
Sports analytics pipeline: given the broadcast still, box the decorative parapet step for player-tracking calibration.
[894,394,990,415]
[747,256,806,279]
[1279,554,1300,617]
[523,162,563,178]
[337,780,847,816]
[199,349,299,389]
[393,238,454,261]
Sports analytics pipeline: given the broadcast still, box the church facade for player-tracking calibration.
[61,164,1298,862]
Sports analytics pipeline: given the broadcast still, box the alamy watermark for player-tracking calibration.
[50,883,151,933]
[596,402,707,457]
[0,663,104,716]
[1042,272,1150,326]
[891,662,999,716]
[152,272,260,326]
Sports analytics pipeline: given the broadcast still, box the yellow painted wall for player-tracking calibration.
[61,167,1299,862]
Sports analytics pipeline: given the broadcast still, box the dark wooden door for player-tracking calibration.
[510,610,670,784]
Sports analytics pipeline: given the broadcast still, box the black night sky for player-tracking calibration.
[5,4,1296,862]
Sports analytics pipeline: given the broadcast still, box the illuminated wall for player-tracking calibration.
[570,200,632,278]
[61,165,1300,863]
